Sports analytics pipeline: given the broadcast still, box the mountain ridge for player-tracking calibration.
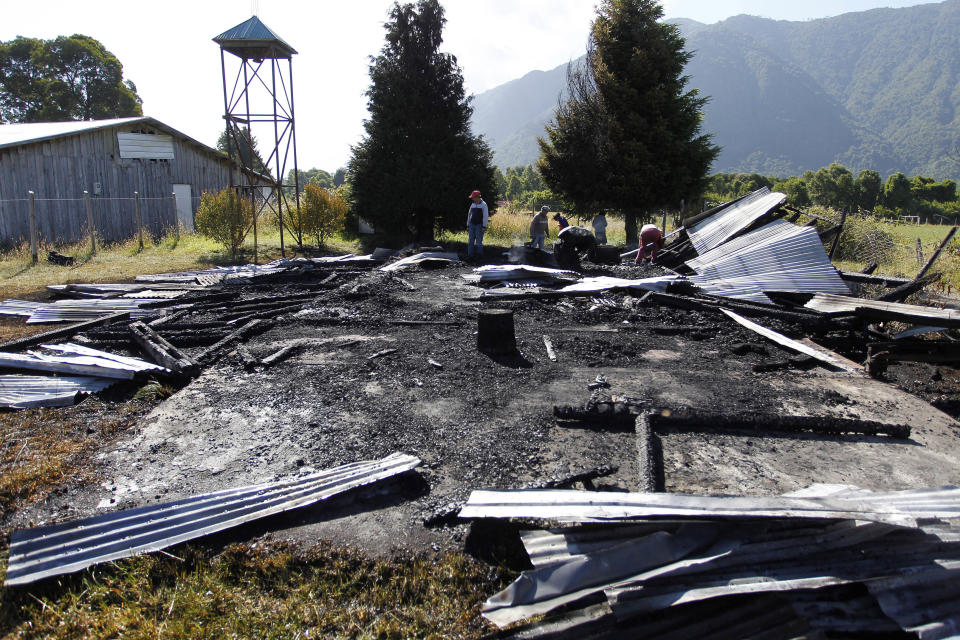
[469,0,960,179]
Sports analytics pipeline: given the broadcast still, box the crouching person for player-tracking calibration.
[555,225,597,269]
[637,223,664,264]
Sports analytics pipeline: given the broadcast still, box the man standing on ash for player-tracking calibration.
[466,190,489,261]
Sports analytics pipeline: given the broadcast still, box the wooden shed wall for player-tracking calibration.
[0,125,237,245]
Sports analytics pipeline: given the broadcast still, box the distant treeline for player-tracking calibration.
[707,164,960,223]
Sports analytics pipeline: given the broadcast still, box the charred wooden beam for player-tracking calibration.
[644,291,845,330]
[650,410,910,439]
[839,271,913,287]
[196,319,269,366]
[139,291,235,310]
[128,321,199,377]
[0,311,131,352]
[219,300,310,322]
[866,340,960,374]
[874,272,941,304]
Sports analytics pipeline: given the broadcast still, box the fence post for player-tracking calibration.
[134,191,144,250]
[916,238,923,268]
[84,191,96,255]
[28,190,37,264]
[171,192,180,241]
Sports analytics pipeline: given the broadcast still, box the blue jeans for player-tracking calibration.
[468,224,485,257]
[531,233,545,249]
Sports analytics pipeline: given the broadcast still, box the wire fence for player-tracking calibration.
[0,191,203,258]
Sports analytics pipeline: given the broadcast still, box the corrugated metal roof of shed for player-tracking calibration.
[0,117,148,150]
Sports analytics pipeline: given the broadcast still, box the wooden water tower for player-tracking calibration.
[214,15,300,258]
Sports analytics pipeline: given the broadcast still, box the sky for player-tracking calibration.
[0,0,938,172]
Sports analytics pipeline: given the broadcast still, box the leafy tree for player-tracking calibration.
[807,163,854,209]
[772,176,810,207]
[882,172,914,211]
[910,175,956,203]
[195,188,252,258]
[349,0,497,243]
[539,0,719,244]
[505,173,523,201]
[854,169,882,211]
[333,167,347,188]
[0,34,142,122]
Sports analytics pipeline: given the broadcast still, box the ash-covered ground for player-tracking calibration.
[15,253,960,557]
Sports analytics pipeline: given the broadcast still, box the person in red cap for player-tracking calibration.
[637,223,664,263]
[466,190,489,260]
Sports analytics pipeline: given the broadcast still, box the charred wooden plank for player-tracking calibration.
[0,311,131,352]
[128,321,199,377]
[650,410,910,439]
[874,272,941,304]
[196,319,269,366]
[839,271,913,287]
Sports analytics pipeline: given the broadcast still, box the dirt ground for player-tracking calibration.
[7,251,960,559]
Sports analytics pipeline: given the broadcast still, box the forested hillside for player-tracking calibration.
[471,0,960,179]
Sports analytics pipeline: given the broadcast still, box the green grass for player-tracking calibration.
[0,542,512,639]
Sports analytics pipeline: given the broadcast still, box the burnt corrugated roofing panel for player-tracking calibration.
[5,452,420,586]
[687,188,787,255]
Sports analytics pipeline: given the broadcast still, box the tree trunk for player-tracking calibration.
[624,210,639,247]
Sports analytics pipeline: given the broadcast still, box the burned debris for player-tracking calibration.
[4,189,960,634]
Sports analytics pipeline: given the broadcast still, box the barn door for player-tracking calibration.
[172,184,194,231]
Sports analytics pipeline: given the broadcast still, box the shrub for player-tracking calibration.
[194,188,253,258]
[301,184,348,246]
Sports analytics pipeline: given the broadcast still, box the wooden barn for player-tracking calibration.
[0,116,255,246]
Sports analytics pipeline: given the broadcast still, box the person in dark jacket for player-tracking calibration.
[466,190,489,260]
[552,211,569,231]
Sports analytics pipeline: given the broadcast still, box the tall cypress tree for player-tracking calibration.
[349,0,496,243]
[539,0,719,244]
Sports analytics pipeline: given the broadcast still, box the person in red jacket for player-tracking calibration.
[637,223,664,263]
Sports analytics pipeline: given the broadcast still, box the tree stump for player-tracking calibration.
[477,308,517,354]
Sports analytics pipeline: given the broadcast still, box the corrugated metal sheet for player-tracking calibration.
[720,309,861,372]
[687,188,787,255]
[474,265,581,282]
[0,343,165,379]
[25,299,163,324]
[474,485,960,636]
[0,117,148,151]
[685,219,796,272]
[380,252,460,272]
[0,299,44,317]
[686,223,850,304]
[558,275,680,294]
[213,15,298,55]
[4,452,420,586]
[0,375,116,409]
